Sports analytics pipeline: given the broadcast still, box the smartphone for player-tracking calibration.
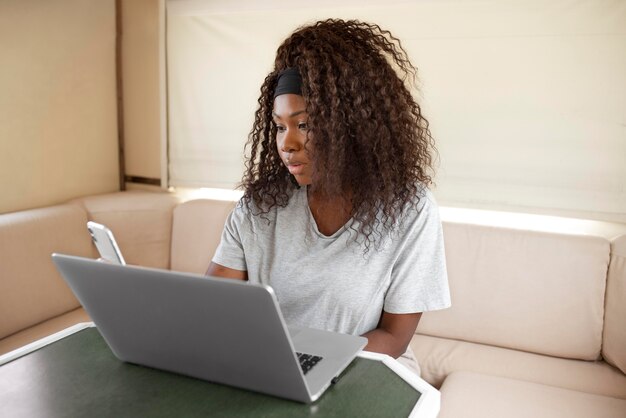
[87,221,126,265]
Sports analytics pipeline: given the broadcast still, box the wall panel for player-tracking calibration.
[0,0,119,214]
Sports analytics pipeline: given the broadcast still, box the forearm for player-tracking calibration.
[205,262,248,280]
[361,311,422,358]
[361,328,410,359]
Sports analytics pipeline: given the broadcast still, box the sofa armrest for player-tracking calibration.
[603,234,626,374]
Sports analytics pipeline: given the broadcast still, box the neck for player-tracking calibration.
[306,186,353,236]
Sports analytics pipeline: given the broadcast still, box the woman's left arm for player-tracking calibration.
[362,311,422,358]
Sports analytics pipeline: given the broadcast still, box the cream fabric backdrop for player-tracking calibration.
[166,0,626,222]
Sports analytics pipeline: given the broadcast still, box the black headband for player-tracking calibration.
[273,67,302,98]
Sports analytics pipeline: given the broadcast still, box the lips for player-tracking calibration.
[287,162,305,175]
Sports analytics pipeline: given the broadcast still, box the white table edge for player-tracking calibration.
[359,350,440,418]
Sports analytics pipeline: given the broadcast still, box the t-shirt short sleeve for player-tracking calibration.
[211,203,248,271]
[383,193,451,314]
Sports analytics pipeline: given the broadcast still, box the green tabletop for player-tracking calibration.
[0,327,420,417]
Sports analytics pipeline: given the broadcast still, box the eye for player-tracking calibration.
[298,122,309,131]
[274,124,286,133]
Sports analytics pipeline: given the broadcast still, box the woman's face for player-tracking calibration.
[273,94,313,186]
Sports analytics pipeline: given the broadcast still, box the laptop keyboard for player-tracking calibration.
[296,352,323,375]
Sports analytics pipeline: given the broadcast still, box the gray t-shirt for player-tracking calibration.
[212,186,450,370]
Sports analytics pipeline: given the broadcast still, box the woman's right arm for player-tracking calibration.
[206,262,248,281]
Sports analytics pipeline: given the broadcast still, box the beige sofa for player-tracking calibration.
[1,190,625,417]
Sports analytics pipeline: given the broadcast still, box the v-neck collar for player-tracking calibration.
[302,186,354,239]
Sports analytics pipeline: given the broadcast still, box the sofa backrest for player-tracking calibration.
[72,191,180,270]
[0,203,94,339]
[170,199,237,274]
[418,220,615,361]
[2,190,624,367]
[169,198,626,364]
[603,234,626,374]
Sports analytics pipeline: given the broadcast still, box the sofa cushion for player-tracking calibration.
[0,308,90,356]
[0,204,93,340]
[418,221,609,361]
[411,334,626,399]
[73,191,180,269]
[438,371,626,418]
[603,234,626,374]
[170,199,236,274]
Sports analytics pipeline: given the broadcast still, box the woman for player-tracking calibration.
[206,19,450,373]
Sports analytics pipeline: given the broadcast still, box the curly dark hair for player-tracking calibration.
[241,18,437,247]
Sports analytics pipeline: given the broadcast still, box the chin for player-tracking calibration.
[294,177,312,186]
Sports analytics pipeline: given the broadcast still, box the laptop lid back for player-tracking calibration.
[51,254,311,402]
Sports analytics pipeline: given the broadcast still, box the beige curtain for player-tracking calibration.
[166,0,626,222]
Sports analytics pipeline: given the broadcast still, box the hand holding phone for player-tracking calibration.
[87,221,126,265]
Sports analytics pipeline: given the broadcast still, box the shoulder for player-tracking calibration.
[385,186,443,250]
[399,184,440,225]
[234,186,306,223]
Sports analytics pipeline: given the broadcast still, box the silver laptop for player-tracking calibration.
[51,254,367,403]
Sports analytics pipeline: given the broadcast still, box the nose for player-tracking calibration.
[279,128,302,153]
